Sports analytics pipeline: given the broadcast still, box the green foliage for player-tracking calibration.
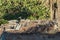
[0,0,50,20]
[0,19,8,25]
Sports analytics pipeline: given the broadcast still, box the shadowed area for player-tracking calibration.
[1,32,60,40]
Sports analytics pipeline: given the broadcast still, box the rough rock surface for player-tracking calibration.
[0,20,58,34]
[0,20,59,40]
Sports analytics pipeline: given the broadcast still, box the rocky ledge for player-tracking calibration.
[0,19,59,34]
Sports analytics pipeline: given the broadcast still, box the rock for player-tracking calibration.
[0,19,59,34]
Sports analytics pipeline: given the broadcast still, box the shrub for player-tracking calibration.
[0,19,8,25]
[0,0,50,20]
